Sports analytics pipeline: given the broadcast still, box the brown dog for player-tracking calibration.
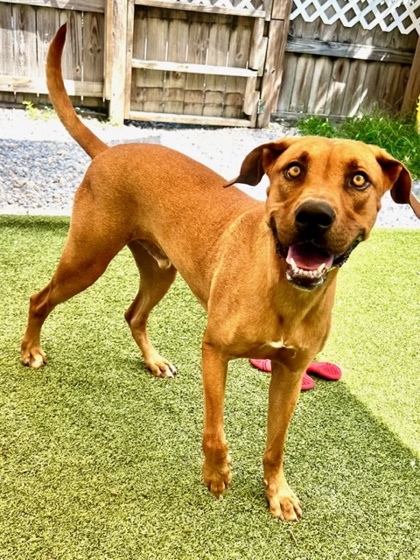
[21,25,420,520]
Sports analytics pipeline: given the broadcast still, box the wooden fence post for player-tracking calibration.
[402,36,420,115]
[257,0,293,127]
[105,0,128,124]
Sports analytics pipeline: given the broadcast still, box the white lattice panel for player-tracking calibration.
[290,1,420,35]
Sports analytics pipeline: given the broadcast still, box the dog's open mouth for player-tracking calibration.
[269,219,364,291]
[285,243,333,290]
[282,237,363,290]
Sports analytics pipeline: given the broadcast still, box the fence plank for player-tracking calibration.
[328,57,351,116]
[249,17,266,74]
[131,59,257,77]
[340,60,368,116]
[306,56,333,114]
[134,0,265,18]
[143,69,164,112]
[257,0,293,126]
[82,12,105,83]
[12,3,37,77]
[60,11,83,81]
[128,109,251,127]
[5,0,105,13]
[164,12,188,113]
[225,17,252,117]
[164,71,185,113]
[106,0,128,123]
[183,12,206,115]
[183,73,205,115]
[160,10,184,114]
[131,68,146,110]
[124,0,135,118]
[288,54,315,115]
[0,3,14,76]
[285,37,414,64]
[35,8,60,79]
[258,18,288,126]
[0,75,102,96]
[203,14,231,117]
[146,7,169,60]
[360,61,383,113]
[132,6,147,59]
[275,54,295,114]
[243,76,258,118]
[402,37,420,112]
[224,76,245,118]
[142,7,168,112]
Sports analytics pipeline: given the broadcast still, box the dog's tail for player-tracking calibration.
[46,24,108,159]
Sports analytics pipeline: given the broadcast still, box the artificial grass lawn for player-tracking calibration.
[0,216,419,560]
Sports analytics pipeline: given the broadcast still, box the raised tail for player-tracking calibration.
[46,24,108,159]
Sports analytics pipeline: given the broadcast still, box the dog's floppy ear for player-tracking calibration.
[374,147,420,219]
[224,138,297,188]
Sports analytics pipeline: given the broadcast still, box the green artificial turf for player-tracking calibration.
[0,216,419,560]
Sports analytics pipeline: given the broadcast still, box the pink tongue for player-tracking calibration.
[286,244,334,271]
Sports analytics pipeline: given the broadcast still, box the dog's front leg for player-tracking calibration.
[201,340,232,497]
[263,361,303,521]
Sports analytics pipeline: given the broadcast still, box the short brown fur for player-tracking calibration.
[21,24,420,520]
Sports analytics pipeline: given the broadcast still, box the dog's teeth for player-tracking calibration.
[287,257,329,285]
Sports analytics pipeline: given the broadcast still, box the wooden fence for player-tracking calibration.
[0,0,419,127]
[0,0,106,109]
[106,0,290,127]
[276,0,420,120]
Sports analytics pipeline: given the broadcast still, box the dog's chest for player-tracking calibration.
[265,339,295,351]
[264,339,298,359]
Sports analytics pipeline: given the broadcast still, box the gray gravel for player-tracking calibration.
[0,108,419,228]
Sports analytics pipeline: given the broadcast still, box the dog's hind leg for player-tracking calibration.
[125,240,177,378]
[21,220,126,368]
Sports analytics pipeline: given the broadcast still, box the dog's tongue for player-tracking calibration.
[286,244,334,271]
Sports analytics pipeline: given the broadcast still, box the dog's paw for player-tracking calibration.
[146,355,177,378]
[265,481,302,521]
[203,454,232,498]
[21,347,47,368]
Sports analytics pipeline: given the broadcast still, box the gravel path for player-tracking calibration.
[0,108,419,228]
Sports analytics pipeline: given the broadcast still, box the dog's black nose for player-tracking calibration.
[295,200,336,231]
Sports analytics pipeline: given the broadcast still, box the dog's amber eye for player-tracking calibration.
[285,164,302,179]
[351,173,368,189]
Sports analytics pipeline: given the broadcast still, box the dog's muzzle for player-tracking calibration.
[270,205,363,291]
[283,238,362,290]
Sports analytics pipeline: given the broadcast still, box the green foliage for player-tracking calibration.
[22,100,56,121]
[297,114,420,179]
[416,95,420,135]
[1,216,419,559]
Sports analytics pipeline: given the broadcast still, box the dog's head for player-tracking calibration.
[226,136,420,291]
